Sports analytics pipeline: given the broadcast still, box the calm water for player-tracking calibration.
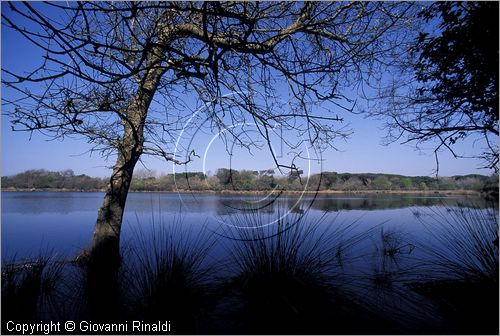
[2,191,497,325]
[1,191,492,260]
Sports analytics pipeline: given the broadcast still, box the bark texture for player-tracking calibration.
[90,61,165,262]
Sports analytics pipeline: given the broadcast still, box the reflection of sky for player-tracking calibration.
[1,3,494,178]
[1,191,493,260]
[3,192,497,322]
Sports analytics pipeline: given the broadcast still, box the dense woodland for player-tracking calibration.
[2,169,497,193]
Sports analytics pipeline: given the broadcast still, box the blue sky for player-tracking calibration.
[2,108,491,178]
[1,3,494,178]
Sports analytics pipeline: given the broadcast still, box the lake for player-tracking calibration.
[1,191,493,261]
[1,191,498,332]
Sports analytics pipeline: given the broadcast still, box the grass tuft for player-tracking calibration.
[219,207,383,333]
[1,254,65,323]
[123,214,217,333]
[410,204,499,334]
[418,205,498,282]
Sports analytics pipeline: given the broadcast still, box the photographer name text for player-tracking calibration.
[5,320,171,334]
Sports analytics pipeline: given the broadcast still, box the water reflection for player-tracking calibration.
[1,191,489,215]
[0,191,493,258]
[1,191,497,333]
[308,194,488,211]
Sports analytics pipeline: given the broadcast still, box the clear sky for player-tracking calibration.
[1,3,495,179]
[2,108,492,178]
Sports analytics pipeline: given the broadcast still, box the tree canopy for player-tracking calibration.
[3,2,414,169]
[2,1,418,261]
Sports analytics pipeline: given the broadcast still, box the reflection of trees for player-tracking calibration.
[213,194,319,216]
[309,196,489,211]
[3,192,101,215]
[214,195,280,216]
[282,198,308,214]
[215,195,490,215]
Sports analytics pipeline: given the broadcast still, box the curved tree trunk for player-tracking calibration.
[89,110,148,263]
[85,138,142,319]
[88,32,168,264]
[85,116,148,319]
[90,148,140,263]
[89,87,163,263]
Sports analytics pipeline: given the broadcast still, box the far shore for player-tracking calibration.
[0,187,485,197]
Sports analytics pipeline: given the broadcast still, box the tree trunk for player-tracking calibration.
[89,94,151,262]
[82,30,170,321]
[85,144,140,320]
[89,96,163,263]
[88,39,167,263]
[90,149,139,264]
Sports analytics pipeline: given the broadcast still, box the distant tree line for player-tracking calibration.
[2,169,497,193]
[1,169,104,191]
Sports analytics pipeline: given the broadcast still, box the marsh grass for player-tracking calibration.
[410,204,499,334]
[217,208,389,333]
[122,214,217,333]
[0,216,218,332]
[368,228,416,292]
[356,227,444,333]
[369,228,421,290]
[1,254,65,324]
[417,205,498,282]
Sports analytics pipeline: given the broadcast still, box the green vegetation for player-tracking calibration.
[1,169,104,191]
[2,169,497,193]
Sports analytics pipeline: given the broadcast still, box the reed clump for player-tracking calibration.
[122,216,217,333]
[2,255,65,325]
[410,205,499,334]
[218,209,387,333]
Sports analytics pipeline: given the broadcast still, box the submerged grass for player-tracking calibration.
[359,227,443,333]
[368,228,417,293]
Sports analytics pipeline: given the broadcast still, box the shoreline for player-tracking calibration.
[0,187,484,197]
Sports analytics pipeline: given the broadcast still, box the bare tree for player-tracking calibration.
[2,2,414,262]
